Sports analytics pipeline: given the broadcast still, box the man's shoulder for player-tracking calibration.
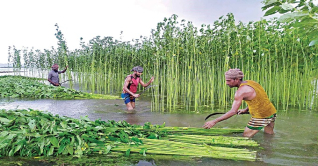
[245,80,260,84]
[125,75,132,80]
[238,83,255,93]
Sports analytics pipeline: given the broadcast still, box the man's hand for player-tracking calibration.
[203,120,217,129]
[150,77,154,83]
[237,108,248,115]
[133,94,140,98]
[54,83,60,86]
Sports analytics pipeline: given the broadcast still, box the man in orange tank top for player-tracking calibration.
[203,68,277,137]
[121,66,154,111]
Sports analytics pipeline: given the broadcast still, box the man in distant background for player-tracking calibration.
[48,64,68,86]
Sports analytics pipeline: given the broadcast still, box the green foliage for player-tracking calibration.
[262,0,318,46]
[0,109,259,161]
[0,109,160,157]
[0,76,118,99]
[8,12,318,111]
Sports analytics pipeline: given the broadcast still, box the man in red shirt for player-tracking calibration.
[121,66,154,111]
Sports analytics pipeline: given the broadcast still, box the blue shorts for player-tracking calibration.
[121,93,135,104]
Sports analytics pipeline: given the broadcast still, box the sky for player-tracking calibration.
[0,0,268,64]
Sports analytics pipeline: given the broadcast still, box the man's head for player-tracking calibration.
[225,68,244,88]
[52,64,59,71]
[131,66,143,77]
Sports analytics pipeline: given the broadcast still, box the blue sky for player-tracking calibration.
[0,0,269,64]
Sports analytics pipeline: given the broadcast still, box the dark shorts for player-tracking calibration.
[247,114,277,130]
[121,93,135,104]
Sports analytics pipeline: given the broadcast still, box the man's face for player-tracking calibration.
[52,65,59,71]
[226,78,238,88]
[135,71,142,77]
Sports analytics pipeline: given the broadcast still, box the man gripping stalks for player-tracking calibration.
[203,68,277,137]
[121,66,154,111]
[48,64,68,86]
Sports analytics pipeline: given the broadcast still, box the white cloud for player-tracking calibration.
[0,0,271,64]
[0,0,172,64]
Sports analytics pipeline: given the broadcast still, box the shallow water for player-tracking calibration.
[1,70,318,165]
[1,96,317,166]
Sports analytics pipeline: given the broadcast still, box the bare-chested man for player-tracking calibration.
[203,68,277,137]
[121,66,154,111]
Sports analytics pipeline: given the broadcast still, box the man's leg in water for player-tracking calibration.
[243,127,260,137]
[126,102,134,111]
[126,102,136,114]
[264,121,275,135]
[131,102,135,109]
[243,121,275,137]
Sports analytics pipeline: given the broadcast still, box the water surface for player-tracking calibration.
[1,97,317,166]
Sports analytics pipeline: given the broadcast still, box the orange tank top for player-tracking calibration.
[240,80,277,118]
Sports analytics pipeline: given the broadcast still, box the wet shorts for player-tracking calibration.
[247,114,277,130]
[121,93,135,104]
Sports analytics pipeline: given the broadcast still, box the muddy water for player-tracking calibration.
[1,97,317,166]
[0,70,317,165]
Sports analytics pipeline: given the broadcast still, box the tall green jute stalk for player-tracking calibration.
[10,15,318,111]
[112,138,257,161]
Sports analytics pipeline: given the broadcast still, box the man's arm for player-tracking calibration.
[59,66,68,74]
[203,87,246,129]
[140,76,154,87]
[212,93,243,122]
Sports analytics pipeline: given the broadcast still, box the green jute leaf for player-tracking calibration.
[47,146,54,156]
[80,116,90,121]
[281,3,294,10]
[264,6,281,16]
[49,137,59,147]
[58,144,66,154]
[67,145,74,155]
[28,119,36,131]
[125,149,131,157]
[262,0,281,11]
[14,143,24,153]
[0,131,9,137]
[8,149,14,156]
[309,39,318,46]
[60,121,67,128]
[147,133,157,139]
[0,117,10,124]
[139,148,147,156]
[278,12,308,22]
[105,145,112,154]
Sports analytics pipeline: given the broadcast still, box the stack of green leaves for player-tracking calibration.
[0,76,118,99]
[0,109,259,161]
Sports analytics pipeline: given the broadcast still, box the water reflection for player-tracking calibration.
[1,68,318,165]
[125,112,140,124]
[1,97,318,166]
